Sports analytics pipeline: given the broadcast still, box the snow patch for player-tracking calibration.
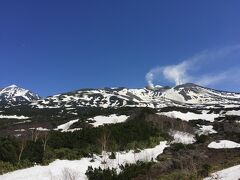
[89,114,129,127]
[158,111,218,122]
[197,125,217,135]
[29,127,49,131]
[0,141,168,180]
[204,164,240,180]
[225,110,240,116]
[208,140,240,149]
[0,115,29,119]
[170,130,196,144]
[14,129,26,132]
[56,119,79,132]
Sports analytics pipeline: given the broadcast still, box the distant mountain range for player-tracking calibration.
[1,83,240,109]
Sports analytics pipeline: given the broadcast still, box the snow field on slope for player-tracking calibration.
[0,141,168,180]
[158,110,218,122]
[55,114,129,132]
[0,115,29,119]
[56,119,79,132]
[117,88,155,102]
[162,88,188,103]
[197,125,217,135]
[208,140,240,149]
[162,87,212,104]
[0,85,28,97]
[89,114,129,127]
[204,164,240,180]
[225,110,240,116]
[161,86,240,105]
[169,130,196,144]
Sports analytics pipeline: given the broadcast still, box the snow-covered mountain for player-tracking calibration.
[162,83,240,105]
[1,83,239,180]
[30,83,240,109]
[1,83,240,109]
[0,85,40,107]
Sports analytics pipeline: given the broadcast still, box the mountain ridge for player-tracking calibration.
[1,83,240,109]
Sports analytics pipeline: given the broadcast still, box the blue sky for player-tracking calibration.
[1,0,240,96]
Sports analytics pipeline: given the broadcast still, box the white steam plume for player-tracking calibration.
[146,45,240,88]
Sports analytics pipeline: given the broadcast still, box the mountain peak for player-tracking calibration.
[7,84,18,88]
[175,83,199,88]
[0,85,40,107]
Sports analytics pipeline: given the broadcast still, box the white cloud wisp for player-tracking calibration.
[146,45,240,89]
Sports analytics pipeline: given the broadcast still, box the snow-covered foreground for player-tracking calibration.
[169,130,196,144]
[88,114,129,127]
[208,140,240,149]
[158,111,218,122]
[0,141,167,180]
[204,164,240,180]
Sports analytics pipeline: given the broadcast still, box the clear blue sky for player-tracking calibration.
[1,0,240,96]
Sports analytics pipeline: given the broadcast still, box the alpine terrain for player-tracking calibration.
[0,83,239,180]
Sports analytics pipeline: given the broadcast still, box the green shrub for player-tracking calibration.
[157,154,171,162]
[48,113,165,153]
[86,161,154,180]
[195,134,209,144]
[171,143,185,151]
[86,166,117,180]
[0,137,19,163]
[22,141,44,163]
[198,163,212,177]
[0,161,15,174]
[0,160,32,175]
[43,147,83,163]
[157,170,199,180]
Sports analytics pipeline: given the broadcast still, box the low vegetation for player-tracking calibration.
[0,108,170,174]
[0,107,239,179]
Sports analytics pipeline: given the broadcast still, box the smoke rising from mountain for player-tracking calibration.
[146,61,191,88]
[146,45,240,88]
